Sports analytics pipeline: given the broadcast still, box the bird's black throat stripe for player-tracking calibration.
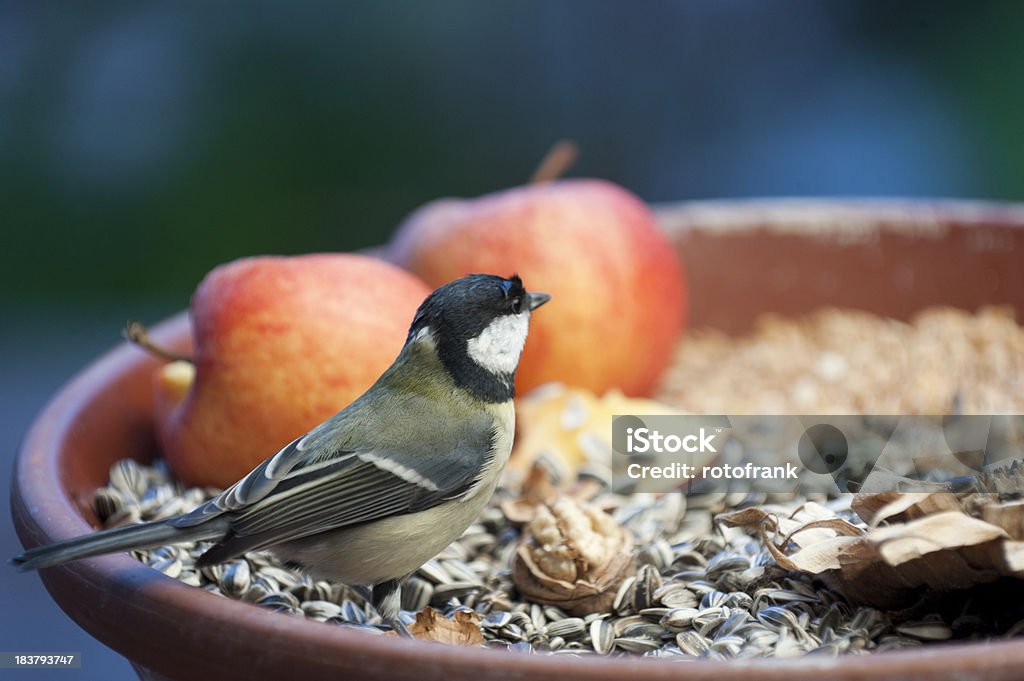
[436,336,515,403]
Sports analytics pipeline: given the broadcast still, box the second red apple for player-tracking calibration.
[390,179,687,396]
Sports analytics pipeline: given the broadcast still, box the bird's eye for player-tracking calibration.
[511,297,523,314]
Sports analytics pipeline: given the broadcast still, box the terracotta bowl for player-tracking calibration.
[12,199,1024,681]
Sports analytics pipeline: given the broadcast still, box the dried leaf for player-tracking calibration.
[853,491,964,525]
[717,506,863,574]
[869,512,1006,565]
[405,607,484,646]
[717,494,1024,609]
[983,500,1024,540]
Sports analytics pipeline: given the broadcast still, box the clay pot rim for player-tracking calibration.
[12,199,1024,680]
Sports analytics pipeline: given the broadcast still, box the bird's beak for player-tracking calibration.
[527,291,552,310]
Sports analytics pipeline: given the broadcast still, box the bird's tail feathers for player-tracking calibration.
[11,518,228,572]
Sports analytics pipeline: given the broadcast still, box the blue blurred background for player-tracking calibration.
[3,1,1023,678]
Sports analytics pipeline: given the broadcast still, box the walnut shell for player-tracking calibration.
[511,497,635,615]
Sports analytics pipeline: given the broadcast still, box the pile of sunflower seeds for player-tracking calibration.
[96,458,1024,658]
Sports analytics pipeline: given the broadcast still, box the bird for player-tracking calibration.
[13,272,551,635]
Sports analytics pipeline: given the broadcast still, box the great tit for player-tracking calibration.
[13,273,551,635]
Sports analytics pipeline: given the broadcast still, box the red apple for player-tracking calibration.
[390,178,686,396]
[154,253,430,488]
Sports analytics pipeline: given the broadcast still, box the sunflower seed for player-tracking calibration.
[178,570,202,587]
[242,575,278,603]
[806,642,841,657]
[197,562,224,583]
[530,603,546,631]
[401,577,433,612]
[622,621,665,639]
[711,635,744,655]
[758,606,800,630]
[685,580,716,596]
[341,600,367,624]
[219,561,250,597]
[150,556,182,579]
[501,623,525,641]
[109,459,148,497]
[662,608,699,631]
[151,497,187,520]
[615,637,661,653]
[762,588,820,604]
[262,602,300,616]
[94,488,127,521]
[676,631,711,656]
[692,606,727,628]
[671,550,707,568]
[441,559,482,585]
[772,628,808,658]
[430,581,478,604]
[139,485,172,510]
[292,580,334,603]
[637,539,675,571]
[258,592,299,610]
[705,553,749,578]
[633,564,662,610]
[716,610,751,638]
[545,636,565,651]
[700,590,728,609]
[543,605,568,621]
[544,617,585,640]
[417,559,451,585]
[483,610,512,629]
[330,621,385,634]
[590,618,614,655]
[876,635,922,651]
[638,607,672,619]
[105,506,142,528]
[612,576,636,614]
[657,585,698,609]
[259,566,302,590]
[896,622,953,641]
[302,600,342,620]
[848,608,882,633]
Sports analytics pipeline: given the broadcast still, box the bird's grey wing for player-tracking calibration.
[172,419,356,529]
[182,410,498,562]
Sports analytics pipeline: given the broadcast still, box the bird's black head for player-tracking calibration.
[407,273,551,402]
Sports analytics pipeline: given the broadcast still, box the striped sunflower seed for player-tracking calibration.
[590,618,614,655]
[676,631,711,656]
[220,561,251,597]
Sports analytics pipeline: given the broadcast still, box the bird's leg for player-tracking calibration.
[372,578,411,637]
[350,584,374,604]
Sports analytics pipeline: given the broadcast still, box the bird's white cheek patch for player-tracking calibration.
[466,314,529,375]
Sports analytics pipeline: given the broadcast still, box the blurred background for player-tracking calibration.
[2,1,1023,677]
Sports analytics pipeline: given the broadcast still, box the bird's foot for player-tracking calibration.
[372,578,414,637]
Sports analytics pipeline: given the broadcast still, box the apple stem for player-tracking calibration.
[123,320,193,363]
[529,139,579,184]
